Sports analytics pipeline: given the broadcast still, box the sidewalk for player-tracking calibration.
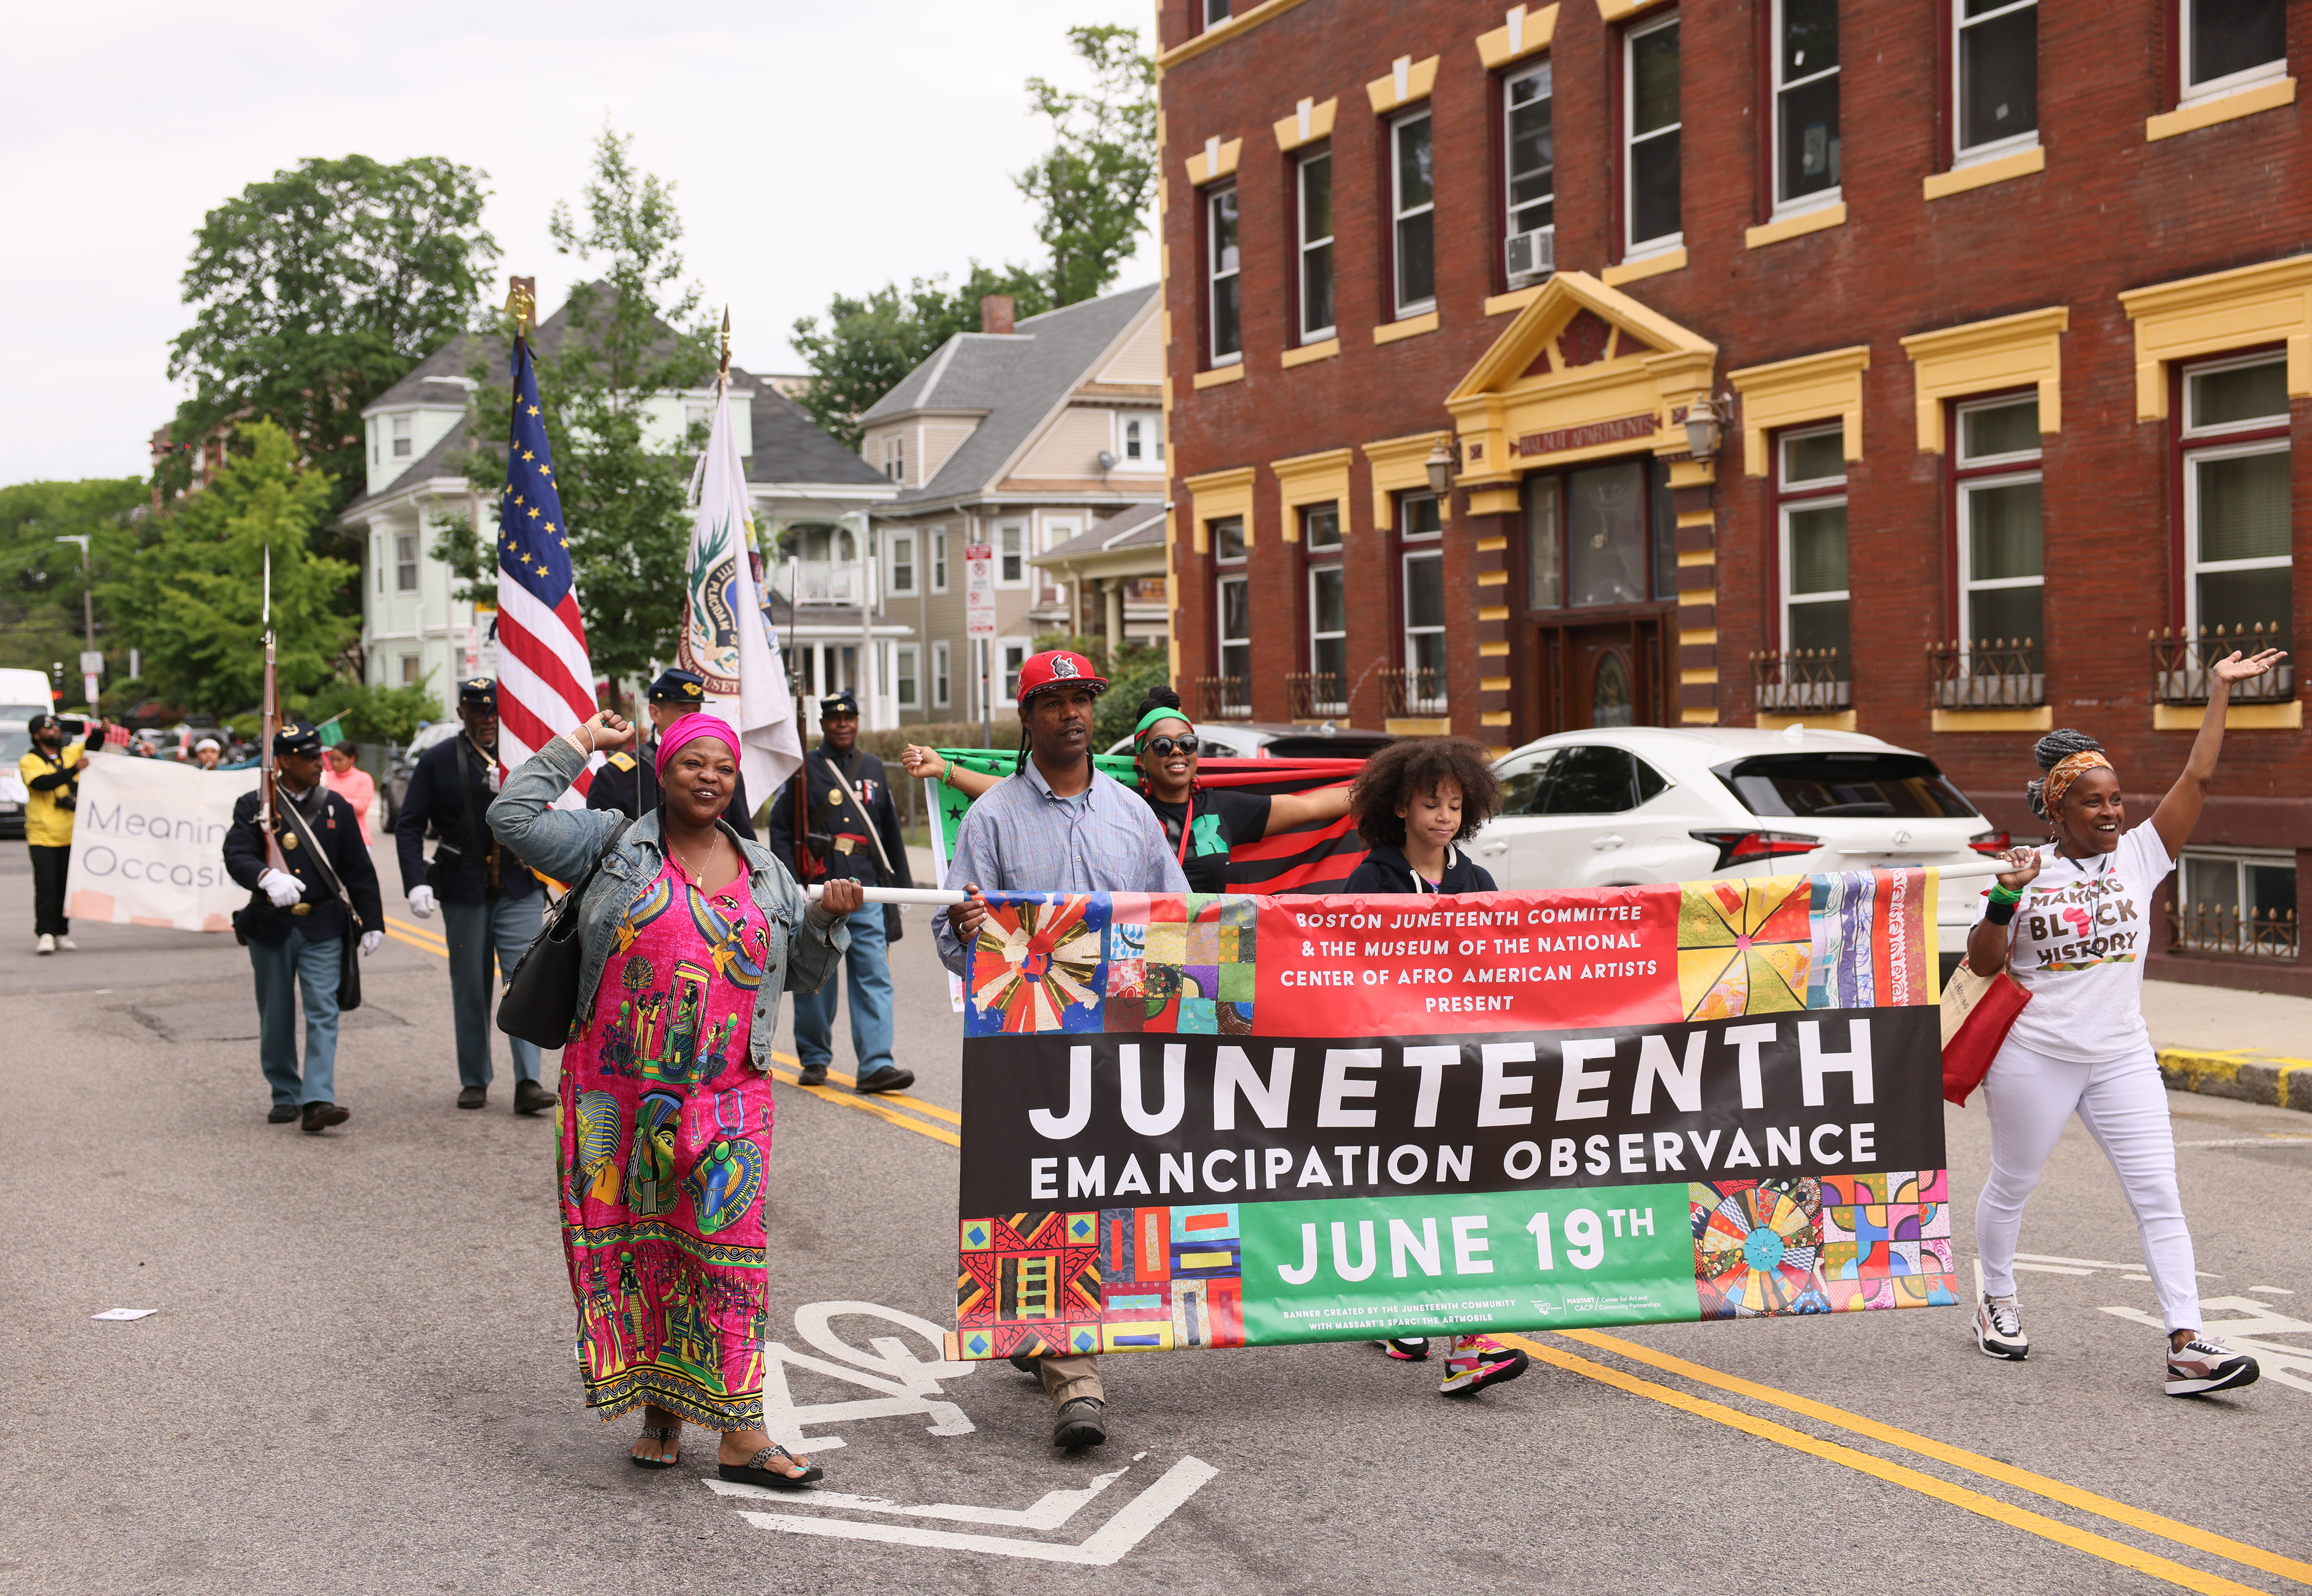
[2143,976,2312,1112]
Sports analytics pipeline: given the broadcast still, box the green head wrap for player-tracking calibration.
[1133,705,1194,746]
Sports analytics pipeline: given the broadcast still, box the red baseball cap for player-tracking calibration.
[1015,649,1107,702]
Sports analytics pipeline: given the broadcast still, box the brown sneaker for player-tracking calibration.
[301,1102,350,1135]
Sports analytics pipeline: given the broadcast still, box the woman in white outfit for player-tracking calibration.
[1967,645,2282,1397]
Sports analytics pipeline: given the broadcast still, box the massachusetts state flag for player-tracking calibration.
[495,338,599,797]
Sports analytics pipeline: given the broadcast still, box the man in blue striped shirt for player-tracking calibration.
[935,649,1188,1450]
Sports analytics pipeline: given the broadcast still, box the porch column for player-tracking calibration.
[1104,579,1125,652]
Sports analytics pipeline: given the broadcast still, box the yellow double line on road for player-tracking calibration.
[381,915,960,1147]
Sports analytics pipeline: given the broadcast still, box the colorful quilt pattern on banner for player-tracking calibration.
[952,868,1950,1360]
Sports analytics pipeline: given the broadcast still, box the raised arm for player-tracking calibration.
[487,712,637,884]
[2151,647,2287,859]
[902,745,999,801]
[1265,784,1351,834]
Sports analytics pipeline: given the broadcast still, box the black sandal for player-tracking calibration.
[718,1444,823,1488]
[629,1424,681,1470]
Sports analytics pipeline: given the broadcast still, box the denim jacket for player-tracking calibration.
[487,735,848,1070]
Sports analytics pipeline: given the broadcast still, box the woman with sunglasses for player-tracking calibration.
[902,686,1350,893]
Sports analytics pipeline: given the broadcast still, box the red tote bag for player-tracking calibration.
[1939,960,2031,1106]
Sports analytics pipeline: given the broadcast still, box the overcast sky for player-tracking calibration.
[0,0,1155,488]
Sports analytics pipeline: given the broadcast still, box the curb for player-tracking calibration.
[2157,1047,2312,1113]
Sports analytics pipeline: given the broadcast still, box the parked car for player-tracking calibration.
[1475,725,2007,975]
[0,722,28,839]
[1103,721,1396,761]
[381,721,460,835]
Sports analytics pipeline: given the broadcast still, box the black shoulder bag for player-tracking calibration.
[497,816,638,1049]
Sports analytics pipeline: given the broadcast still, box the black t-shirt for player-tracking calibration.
[1145,787,1273,893]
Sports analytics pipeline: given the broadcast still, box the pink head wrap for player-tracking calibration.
[653,712,740,782]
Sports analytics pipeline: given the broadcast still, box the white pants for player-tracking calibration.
[1974,1038,2200,1332]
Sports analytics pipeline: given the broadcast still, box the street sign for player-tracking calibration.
[964,542,996,639]
[79,651,103,676]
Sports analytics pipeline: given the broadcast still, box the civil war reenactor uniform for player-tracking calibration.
[392,678,547,1113]
[767,688,913,1091]
[587,667,755,838]
[221,720,384,1133]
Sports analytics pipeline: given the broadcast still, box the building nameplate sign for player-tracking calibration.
[1515,413,1659,457]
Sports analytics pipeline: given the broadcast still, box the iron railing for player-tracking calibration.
[1285,672,1346,720]
[1381,666,1448,719]
[1195,675,1252,720]
[2150,625,2295,705]
[1751,649,1851,714]
[2168,902,2299,960]
[1927,639,2046,710]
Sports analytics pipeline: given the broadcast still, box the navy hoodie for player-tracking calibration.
[1343,841,1497,895]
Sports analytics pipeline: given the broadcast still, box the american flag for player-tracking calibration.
[494,336,598,796]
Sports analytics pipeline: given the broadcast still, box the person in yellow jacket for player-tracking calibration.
[21,713,105,954]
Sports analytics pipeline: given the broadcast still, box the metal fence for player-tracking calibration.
[2149,626,2294,705]
[2168,902,2299,960]
[1380,666,1447,719]
[1194,675,1252,720]
[1285,672,1345,720]
[1927,639,2046,709]
[1751,649,1851,714]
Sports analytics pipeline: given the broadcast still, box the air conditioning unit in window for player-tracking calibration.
[1505,226,1555,285]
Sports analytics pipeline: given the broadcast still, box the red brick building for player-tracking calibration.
[1155,0,2312,989]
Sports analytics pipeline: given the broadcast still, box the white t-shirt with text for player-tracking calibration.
[1982,823,2173,1062]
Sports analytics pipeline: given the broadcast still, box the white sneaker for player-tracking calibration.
[35,934,54,956]
[56,936,76,950]
[1976,1294,2028,1360]
[2166,1335,2259,1397]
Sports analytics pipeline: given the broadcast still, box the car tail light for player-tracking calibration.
[1968,829,2011,856]
[1689,829,1823,871]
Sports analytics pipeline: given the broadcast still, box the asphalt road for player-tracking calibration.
[4,836,2309,1595]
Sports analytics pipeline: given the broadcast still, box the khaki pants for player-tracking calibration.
[1037,1354,1103,1408]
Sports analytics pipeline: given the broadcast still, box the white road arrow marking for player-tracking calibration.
[707,1461,1128,1528]
[725,1455,1218,1564]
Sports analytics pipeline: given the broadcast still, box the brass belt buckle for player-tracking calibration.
[833,836,855,855]
[290,902,313,916]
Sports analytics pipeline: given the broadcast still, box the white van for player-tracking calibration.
[0,667,53,725]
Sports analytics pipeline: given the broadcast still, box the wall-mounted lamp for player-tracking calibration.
[1684,392,1733,461]
[1423,437,1457,495]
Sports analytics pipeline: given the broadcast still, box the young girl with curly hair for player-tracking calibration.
[1342,736,1505,895]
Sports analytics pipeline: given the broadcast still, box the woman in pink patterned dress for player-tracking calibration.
[490,708,860,1488]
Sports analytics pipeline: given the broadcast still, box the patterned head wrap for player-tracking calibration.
[654,712,740,782]
[2039,749,2113,814]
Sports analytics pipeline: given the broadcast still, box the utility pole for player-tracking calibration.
[55,534,96,711]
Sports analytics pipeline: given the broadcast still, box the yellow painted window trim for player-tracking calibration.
[1898,306,2069,453]
[1184,465,1258,553]
[1373,310,1441,345]
[1758,710,1858,732]
[1601,247,1687,287]
[2152,700,2303,731]
[1184,136,1243,186]
[1484,285,1543,317]
[1387,716,1453,735]
[1192,362,1246,391]
[1931,706,2054,733]
[1465,487,1522,515]
[1364,430,1452,529]
[1744,201,1847,250]
[2117,251,2312,420]
[1272,95,1340,152]
[1272,446,1354,540]
[1365,54,1441,116]
[1155,0,1317,69]
[1596,0,1673,19]
[1280,337,1340,369]
[1922,143,2044,201]
[2146,75,2295,142]
[1726,343,1871,477]
[1477,3,1559,69]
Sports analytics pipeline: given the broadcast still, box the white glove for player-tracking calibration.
[360,930,384,957]
[258,868,304,908]
[407,884,437,919]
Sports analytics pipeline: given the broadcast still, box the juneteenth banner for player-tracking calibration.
[946,869,1956,1362]
[927,751,1367,894]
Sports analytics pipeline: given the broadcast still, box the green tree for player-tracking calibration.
[788,263,1053,451]
[0,479,145,681]
[101,421,355,713]
[165,155,499,515]
[1016,24,1157,308]
[436,125,715,687]
[302,677,442,749]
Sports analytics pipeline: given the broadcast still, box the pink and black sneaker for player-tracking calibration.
[1373,1337,1431,1360]
[1439,1334,1528,1397]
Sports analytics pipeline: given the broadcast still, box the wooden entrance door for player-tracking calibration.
[1529,617,1668,732]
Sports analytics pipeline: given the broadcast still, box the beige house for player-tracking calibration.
[857,285,1165,726]
[1033,502,1169,650]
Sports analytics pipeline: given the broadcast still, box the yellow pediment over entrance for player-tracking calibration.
[1444,271,1717,486]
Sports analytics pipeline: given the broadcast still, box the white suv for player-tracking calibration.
[1476,725,2007,969]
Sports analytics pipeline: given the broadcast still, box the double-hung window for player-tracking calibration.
[1953,395,2045,696]
[1390,109,1435,318]
[998,521,1027,586]
[999,639,1029,705]
[888,530,916,595]
[2182,0,2288,102]
[1304,503,1346,714]
[929,527,948,593]
[894,645,918,710]
[394,532,418,593]
[1202,0,1229,31]
[391,414,413,459]
[1399,494,1446,713]
[1772,0,1840,212]
[1213,514,1250,714]
[1772,426,1851,710]
[883,435,905,483]
[1207,186,1242,365]
[1297,149,1335,342]
[1504,62,1555,286]
[932,639,951,709]
[2182,353,2291,653]
[1953,0,2037,163]
[1624,14,1682,255]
